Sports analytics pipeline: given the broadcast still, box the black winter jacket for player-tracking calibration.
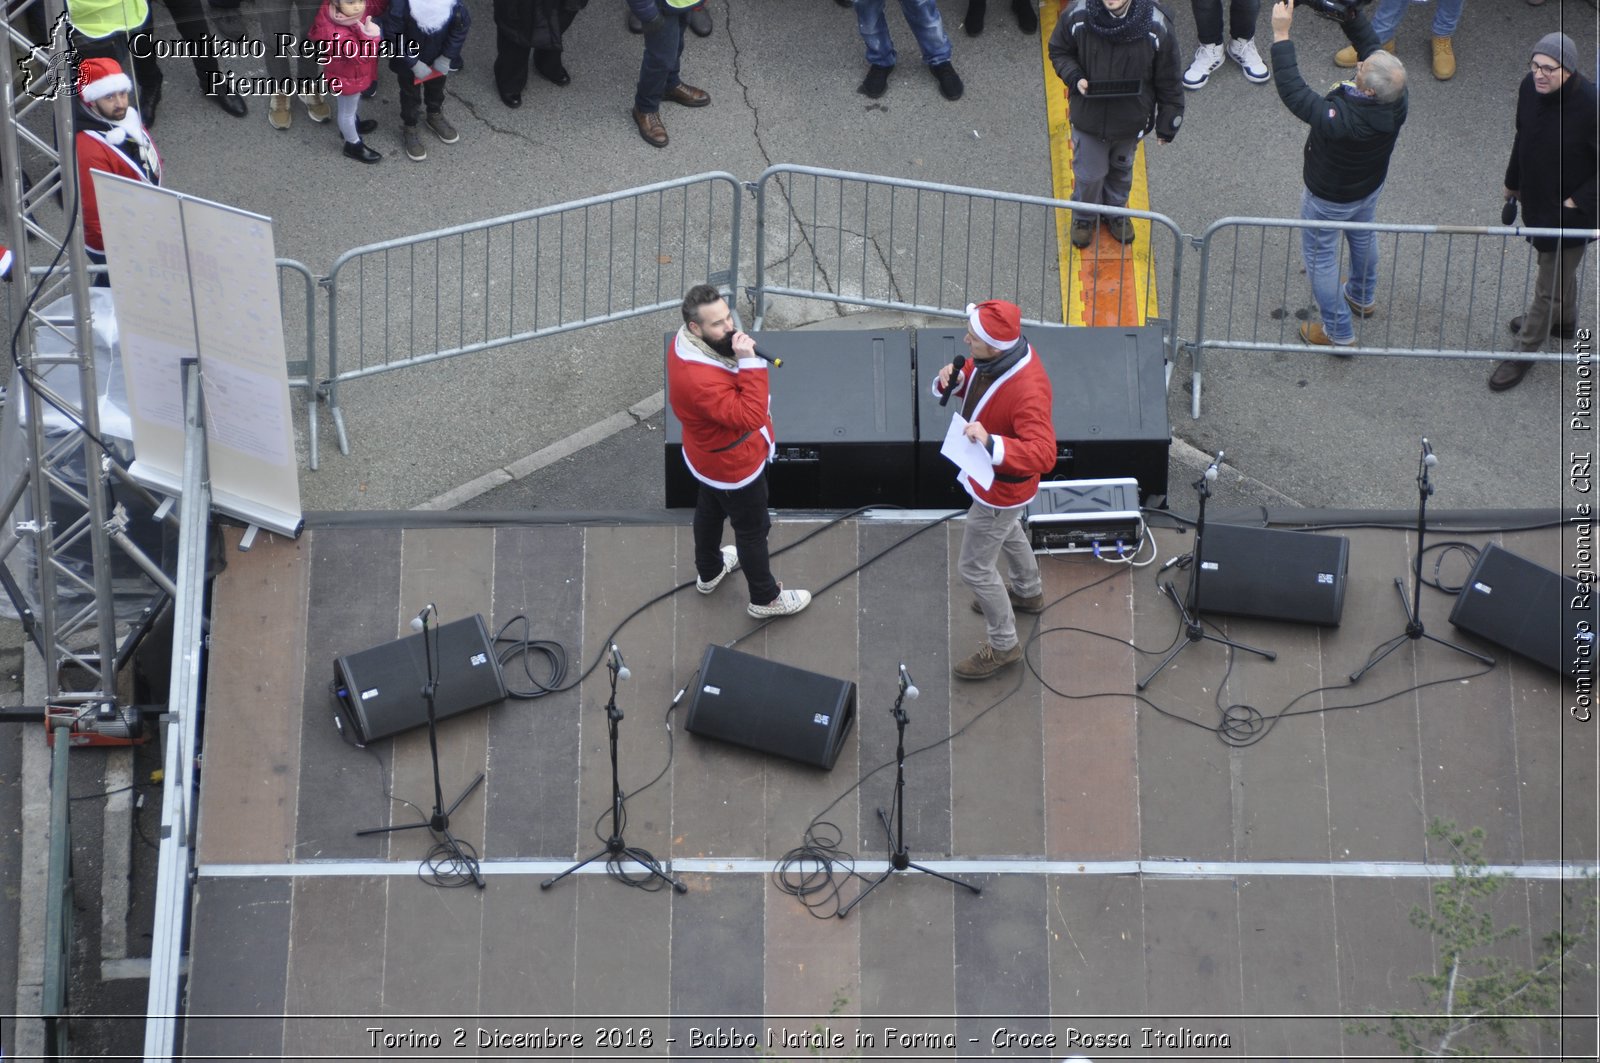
[384,0,472,74]
[1048,0,1184,143]
[1272,16,1407,204]
[1505,71,1599,252]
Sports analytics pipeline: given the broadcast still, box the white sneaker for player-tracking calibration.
[1183,42,1225,90]
[1226,37,1269,84]
[747,586,811,619]
[696,545,740,594]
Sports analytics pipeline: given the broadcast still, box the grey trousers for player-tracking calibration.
[1516,243,1587,354]
[958,499,1041,652]
[1070,128,1139,209]
[259,0,316,83]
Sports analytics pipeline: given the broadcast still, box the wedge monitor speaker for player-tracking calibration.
[664,330,917,509]
[1449,544,1595,678]
[915,325,1171,509]
[333,614,506,745]
[683,645,856,769]
[1196,524,1350,627]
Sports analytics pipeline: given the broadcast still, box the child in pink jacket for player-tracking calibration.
[308,0,384,163]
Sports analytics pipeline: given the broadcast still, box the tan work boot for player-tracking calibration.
[302,91,331,123]
[268,93,292,130]
[1431,36,1456,80]
[952,641,1024,680]
[1334,38,1394,69]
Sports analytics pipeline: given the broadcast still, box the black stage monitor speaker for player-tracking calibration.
[915,325,1171,509]
[333,614,507,745]
[1449,544,1596,678]
[1196,524,1350,627]
[664,330,917,509]
[683,645,856,769]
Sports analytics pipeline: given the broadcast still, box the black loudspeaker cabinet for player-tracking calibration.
[683,645,857,769]
[1449,544,1596,678]
[915,325,1170,509]
[1196,524,1350,627]
[664,330,917,509]
[333,614,507,745]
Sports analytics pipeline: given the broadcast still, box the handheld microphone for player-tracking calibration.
[1501,197,1518,227]
[1422,438,1437,467]
[939,355,967,407]
[898,662,919,700]
[751,345,783,368]
[1205,450,1224,482]
[610,644,631,681]
[408,603,435,632]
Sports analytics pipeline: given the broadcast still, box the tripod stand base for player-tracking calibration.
[355,772,488,889]
[540,837,687,894]
[1349,578,1495,684]
[837,808,980,918]
[1137,583,1276,691]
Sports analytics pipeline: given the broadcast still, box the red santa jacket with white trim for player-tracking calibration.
[76,125,162,255]
[934,346,1056,508]
[666,326,776,490]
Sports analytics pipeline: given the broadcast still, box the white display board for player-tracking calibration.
[93,173,303,536]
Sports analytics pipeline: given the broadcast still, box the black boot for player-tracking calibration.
[343,139,382,164]
[356,117,377,134]
[965,0,986,36]
[533,49,570,86]
[1012,0,1037,33]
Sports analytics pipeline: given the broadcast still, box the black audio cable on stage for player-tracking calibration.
[7,205,125,460]
[772,563,1139,919]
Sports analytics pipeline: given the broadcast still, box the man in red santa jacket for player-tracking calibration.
[667,284,811,620]
[934,299,1057,679]
[74,57,162,285]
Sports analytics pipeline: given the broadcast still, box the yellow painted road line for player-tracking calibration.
[1040,0,1157,328]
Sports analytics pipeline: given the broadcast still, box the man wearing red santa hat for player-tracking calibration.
[74,57,162,285]
[933,299,1058,680]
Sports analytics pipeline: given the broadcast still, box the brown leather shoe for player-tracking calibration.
[664,83,711,108]
[632,107,667,147]
[1488,360,1533,392]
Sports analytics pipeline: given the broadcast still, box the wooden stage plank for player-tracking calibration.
[1041,555,1138,859]
[486,525,585,859]
[947,529,1047,859]
[197,526,310,865]
[295,525,401,860]
[181,877,291,1059]
[389,527,495,864]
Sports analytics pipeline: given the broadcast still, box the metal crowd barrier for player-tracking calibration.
[321,172,744,456]
[749,164,1184,345]
[275,258,321,470]
[1188,217,1599,417]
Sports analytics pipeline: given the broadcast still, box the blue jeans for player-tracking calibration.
[1370,0,1463,41]
[1300,185,1383,344]
[853,0,952,68]
[634,1,686,113]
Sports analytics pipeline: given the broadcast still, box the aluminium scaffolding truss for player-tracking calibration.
[1,0,168,710]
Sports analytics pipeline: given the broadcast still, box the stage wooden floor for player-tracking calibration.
[183,515,1596,1060]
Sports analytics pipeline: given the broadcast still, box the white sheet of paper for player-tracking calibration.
[941,414,995,490]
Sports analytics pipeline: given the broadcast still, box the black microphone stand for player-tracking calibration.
[357,608,486,889]
[1350,439,1494,683]
[838,665,980,918]
[1138,454,1276,691]
[541,650,685,894]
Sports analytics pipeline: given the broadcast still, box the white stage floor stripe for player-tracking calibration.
[197,857,1598,880]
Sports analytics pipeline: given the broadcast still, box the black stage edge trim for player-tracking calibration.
[294,506,1573,534]
[1145,506,1573,534]
[301,509,691,530]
